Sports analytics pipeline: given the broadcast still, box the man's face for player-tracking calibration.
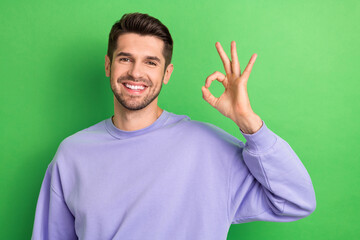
[105,33,173,111]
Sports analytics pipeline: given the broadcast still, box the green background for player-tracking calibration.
[1,0,359,239]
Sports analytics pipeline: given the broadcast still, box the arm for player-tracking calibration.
[31,147,77,240]
[228,120,316,223]
[202,41,316,223]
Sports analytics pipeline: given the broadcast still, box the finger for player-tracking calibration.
[201,86,218,108]
[215,42,232,74]
[205,71,227,88]
[231,41,241,76]
[242,53,257,79]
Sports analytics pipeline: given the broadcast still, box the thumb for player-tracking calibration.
[201,86,218,108]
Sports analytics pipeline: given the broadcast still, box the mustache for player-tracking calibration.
[117,75,152,87]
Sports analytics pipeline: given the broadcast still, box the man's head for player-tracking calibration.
[105,13,174,111]
[107,12,173,71]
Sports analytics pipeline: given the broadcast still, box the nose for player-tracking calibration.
[128,61,145,79]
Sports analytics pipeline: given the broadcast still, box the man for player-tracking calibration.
[31,12,316,240]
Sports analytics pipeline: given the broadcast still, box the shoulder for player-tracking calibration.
[58,118,108,152]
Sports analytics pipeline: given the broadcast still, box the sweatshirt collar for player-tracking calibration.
[105,110,170,139]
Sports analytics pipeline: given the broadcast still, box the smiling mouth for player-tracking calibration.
[122,83,148,94]
[123,83,146,90]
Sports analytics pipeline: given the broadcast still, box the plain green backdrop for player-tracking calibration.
[0,0,359,239]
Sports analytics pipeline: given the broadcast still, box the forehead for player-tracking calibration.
[114,33,165,60]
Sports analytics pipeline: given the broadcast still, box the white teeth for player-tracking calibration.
[125,83,145,90]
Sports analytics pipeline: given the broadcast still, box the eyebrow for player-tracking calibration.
[115,52,161,63]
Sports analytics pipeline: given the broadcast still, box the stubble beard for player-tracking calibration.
[114,83,163,111]
[110,69,164,111]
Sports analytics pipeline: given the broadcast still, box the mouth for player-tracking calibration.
[122,82,148,95]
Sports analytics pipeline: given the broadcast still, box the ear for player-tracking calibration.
[163,63,174,85]
[105,54,111,77]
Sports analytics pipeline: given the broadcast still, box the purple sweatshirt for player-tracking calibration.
[31,110,316,240]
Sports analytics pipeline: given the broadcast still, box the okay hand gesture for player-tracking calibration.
[201,41,263,134]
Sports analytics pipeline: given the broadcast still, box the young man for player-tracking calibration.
[31,12,316,240]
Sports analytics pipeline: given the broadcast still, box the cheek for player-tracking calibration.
[151,71,165,83]
[110,69,125,84]
[111,63,126,75]
[109,74,121,90]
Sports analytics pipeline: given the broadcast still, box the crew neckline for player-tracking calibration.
[105,110,170,139]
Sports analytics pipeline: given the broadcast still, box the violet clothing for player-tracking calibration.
[31,110,316,240]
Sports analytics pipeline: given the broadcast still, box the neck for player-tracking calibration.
[112,96,163,131]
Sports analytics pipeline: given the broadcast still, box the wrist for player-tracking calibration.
[235,113,263,134]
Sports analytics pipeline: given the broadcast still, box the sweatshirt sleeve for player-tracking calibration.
[31,146,77,240]
[228,120,316,224]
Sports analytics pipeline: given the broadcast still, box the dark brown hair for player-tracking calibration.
[107,12,173,69]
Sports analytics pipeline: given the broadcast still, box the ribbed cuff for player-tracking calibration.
[240,120,277,153]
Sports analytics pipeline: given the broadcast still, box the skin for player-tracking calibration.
[105,33,262,134]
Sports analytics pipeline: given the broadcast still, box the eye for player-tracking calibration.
[119,57,131,62]
[147,61,157,66]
